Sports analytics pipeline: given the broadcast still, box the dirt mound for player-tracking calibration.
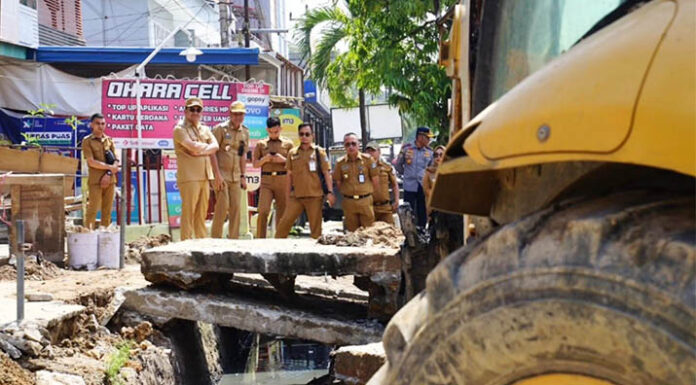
[0,258,63,281]
[125,234,171,264]
[318,222,404,248]
[0,351,34,385]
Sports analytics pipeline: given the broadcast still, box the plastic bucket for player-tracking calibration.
[67,232,98,270]
[97,231,120,269]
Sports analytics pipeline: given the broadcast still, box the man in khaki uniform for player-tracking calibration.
[173,98,219,240]
[275,123,335,239]
[333,133,380,232]
[252,117,294,238]
[210,101,250,239]
[83,113,120,229]
[365,141,399,224]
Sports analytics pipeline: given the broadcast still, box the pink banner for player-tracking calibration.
[102,79,270,149]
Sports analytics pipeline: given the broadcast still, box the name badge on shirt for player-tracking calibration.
[309,160,317,172]
[358,174,365,184]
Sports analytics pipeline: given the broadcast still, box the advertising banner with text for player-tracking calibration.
[102,79,270,149]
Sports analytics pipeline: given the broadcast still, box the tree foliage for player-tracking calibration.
[294,0,457,142]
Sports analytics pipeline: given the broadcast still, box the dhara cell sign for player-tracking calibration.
[102,79,270,149]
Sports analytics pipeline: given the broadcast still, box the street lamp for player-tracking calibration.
[180,46,203,63]
[133,25,201,225]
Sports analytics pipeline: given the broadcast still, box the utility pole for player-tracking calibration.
[244,0,251,80]
[219,1,229,47]
[359,89,368,151]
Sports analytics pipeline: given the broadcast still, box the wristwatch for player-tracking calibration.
[105,170,112,176]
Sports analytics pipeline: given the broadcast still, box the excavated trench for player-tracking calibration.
[0,216,454,385]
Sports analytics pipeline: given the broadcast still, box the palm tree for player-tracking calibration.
[294,5,371,149]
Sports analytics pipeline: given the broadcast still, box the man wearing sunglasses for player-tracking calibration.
[173,97,219,240]
[333,133,380,232]
[252,117,294,238]
[210,100,250,239]
[395,126,434,228]
[275,123,335,239]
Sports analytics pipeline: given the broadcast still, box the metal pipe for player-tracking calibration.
[119,148,127,270]
[157,155,162,223]
[135,75,145,225]
[244,0,251,80]
[126,150,132,225]
[15,220,24,322]
[135,155,142,225]
[146,154,152,223]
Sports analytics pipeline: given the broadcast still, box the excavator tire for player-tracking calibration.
[370,191,695,385]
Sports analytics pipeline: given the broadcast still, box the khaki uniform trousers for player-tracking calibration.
[256,175,288,238]
[211,180,242,239]
[179,180,210,240]
[275,196,323,239]
[374,205,394,224]
[343,196,375,232]
[85,183,115,229]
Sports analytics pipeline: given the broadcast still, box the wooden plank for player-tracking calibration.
[3,174,65,185]
[0,147,40,173]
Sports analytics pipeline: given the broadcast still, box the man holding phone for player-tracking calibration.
[252,117,294,238]
[82,112,120,229]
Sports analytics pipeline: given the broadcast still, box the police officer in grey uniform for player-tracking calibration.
[395,126,434,227]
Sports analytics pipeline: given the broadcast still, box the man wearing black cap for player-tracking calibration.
[395,126,434,227]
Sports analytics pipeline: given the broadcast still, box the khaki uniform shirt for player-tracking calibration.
[173,120,215,183]
[286,144,330,198]
[333,153,379,197]
[212,122,250,183]
[82,133,117,185]
[374,159,397,204]
[423,166,437,197]
[253,137,294,172]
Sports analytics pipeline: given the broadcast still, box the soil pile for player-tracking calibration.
[0,351,34,385]
[318,222,404,248]
[21,289,173,385]
[125,234,171,264]
[0,258,62,281]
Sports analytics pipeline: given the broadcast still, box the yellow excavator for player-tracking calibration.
[370,0,695,384]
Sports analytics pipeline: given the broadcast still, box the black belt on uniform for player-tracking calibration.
[261,171,287,176]
[343,193,372,200]
[374,200,390,206]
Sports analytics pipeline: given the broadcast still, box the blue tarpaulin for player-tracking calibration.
[0,108,24,144]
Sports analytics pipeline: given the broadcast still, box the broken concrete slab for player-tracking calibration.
[123,287,384,346]
[141,238,400,281]
[141,238,402,319]
[0,296,84,331]
[231,273,369,303]
[332,342,385,385]
[26,293,54,302]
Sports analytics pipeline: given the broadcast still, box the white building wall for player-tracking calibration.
[82,0,220,47]
[82,0,149,46]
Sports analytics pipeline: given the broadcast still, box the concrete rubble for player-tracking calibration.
[122,286,384,346]
[140,238,402,319]
[36,370,86,385]
[332,342,386,385]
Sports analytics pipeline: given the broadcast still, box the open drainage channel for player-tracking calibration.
[218,332,331,385]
